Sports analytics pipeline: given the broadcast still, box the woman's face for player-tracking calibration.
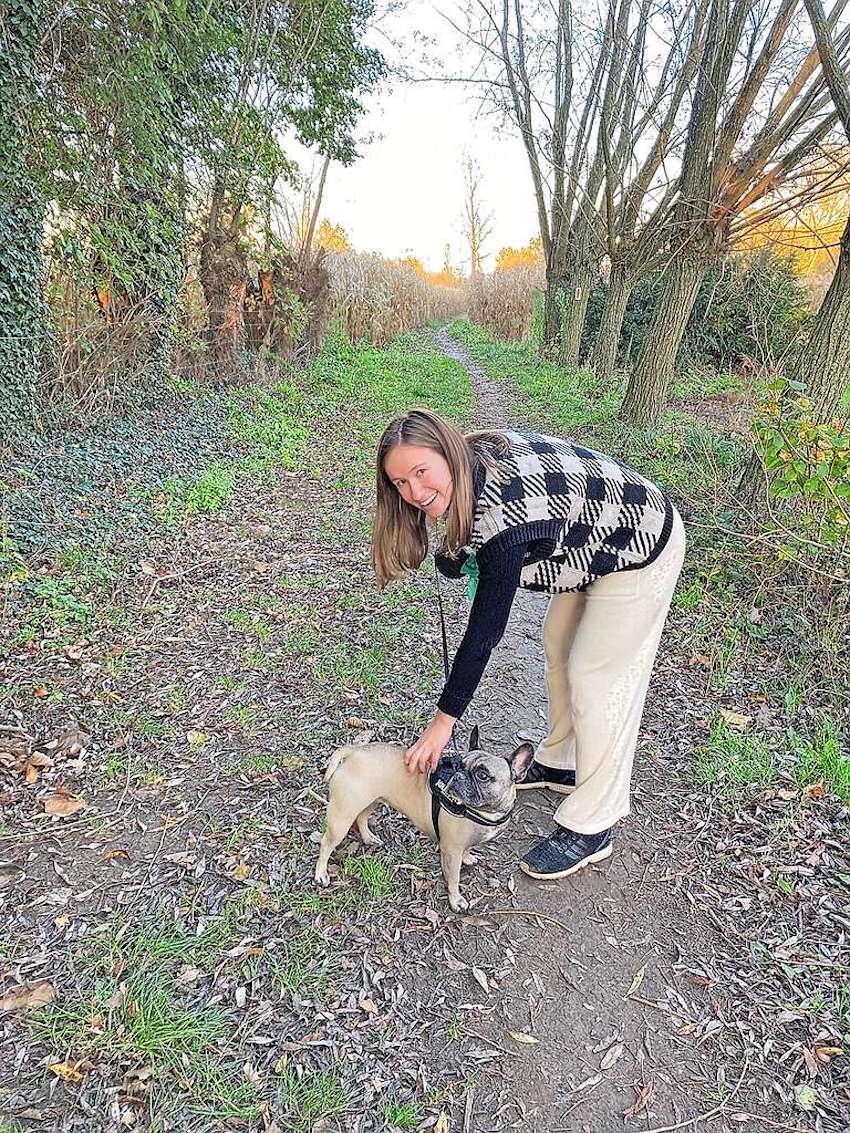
[384,442,453,519]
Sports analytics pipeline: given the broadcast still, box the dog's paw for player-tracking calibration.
[360,830,383,847]
[448,893,469,913]
[314,867,330,887]
[462,851,479,867]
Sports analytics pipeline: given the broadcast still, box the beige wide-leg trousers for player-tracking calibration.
[536,509,686,835]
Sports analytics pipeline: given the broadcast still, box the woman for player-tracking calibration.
[372,408,686,880]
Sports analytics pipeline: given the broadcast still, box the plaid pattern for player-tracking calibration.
[471,431,672,593]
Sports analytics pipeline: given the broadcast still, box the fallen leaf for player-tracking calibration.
[49,1061,84,1083]
[434,1114,450,1133]
[508,1030,538,1044]
[0,864,25,889]
[794,1083,818,1111]
[33,685,49,698]
[443,949,468,973]
[624,1081,654,1119]
[471,967,490,993]
[243,1062,262,1087]
[815,1045,843,1062]
[719,709,752,730]
[600,1042,624,1070]
[44,793,84,817]
[573,1072,603,1092]
[624,964,646,998]
[359,996,378,1015]
[0,981,56,1011]
[233,861,251,882]
[802,1046,819,1078]
[688,653,711,666]
[186,730,209,748]
[802,781,825,800]
[102,848,130,862]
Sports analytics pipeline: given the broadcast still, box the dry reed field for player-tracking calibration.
[464,265,544,342]
[326,252,467,345]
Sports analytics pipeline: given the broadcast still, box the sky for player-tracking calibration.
[286,4,540,274]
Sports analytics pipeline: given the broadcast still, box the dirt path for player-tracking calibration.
[429,328,847,1133]
[431,327,728,1132]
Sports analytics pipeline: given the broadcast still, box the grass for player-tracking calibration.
[307,325,474,486]
[342,853,395,900]
[789,717,849,804]
[384,1098,423,1128]
[276,1066,350,1132]
[31,914,259,1126]
[273,924,337,996]
[692,716,776,792]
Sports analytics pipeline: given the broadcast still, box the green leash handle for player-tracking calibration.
[460,550,479,601]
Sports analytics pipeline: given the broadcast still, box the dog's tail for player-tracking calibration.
[323,744,355,783]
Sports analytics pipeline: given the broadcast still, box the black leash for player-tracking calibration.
[429,557,512,840]
[433,558,461,757]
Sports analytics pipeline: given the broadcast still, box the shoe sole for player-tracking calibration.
[515,781,575,795]
[519,842,613,880]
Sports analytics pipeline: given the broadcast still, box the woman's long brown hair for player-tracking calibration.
[371,408,509,588]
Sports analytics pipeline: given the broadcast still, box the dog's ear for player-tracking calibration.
[507,742,534,782]
[468,724,480,752]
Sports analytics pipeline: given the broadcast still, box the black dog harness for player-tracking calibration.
[428,756,514,842]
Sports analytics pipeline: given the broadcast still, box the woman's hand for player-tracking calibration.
[405,711,456,774]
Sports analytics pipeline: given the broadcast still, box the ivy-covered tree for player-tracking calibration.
[1,1,50,429]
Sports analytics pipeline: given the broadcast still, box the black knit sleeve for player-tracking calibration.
[434,547,468,579]
[436,541,527,718]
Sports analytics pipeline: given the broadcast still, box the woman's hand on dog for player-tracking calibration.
[405,712,456,774]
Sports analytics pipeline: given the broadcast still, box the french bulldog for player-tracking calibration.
[314,726,534,912]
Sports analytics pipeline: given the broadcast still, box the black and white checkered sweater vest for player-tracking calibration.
[470,430,674,593]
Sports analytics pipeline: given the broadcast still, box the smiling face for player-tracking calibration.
[383,442,454,520]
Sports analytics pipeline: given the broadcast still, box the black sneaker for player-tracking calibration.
[520,826,613,879]
[515,760,576,794]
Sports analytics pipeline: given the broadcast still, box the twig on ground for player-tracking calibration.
[642,1058,748,1133]
[461,1029,521,1059]
[463,1084,475,1133]
[477,907,573,932]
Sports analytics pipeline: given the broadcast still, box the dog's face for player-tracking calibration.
[441,727,534,814]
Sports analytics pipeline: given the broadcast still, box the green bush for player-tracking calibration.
[581,250,811,373]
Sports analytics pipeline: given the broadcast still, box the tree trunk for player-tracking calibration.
[1,1,46,432]
[795,209,850,420]
[199,219,248,382]
[544,262,598,367]
[619,256,706,426]
[559,266,596,367]
[591,260,633,382]
[543,271,567,352]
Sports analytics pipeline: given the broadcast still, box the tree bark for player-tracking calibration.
[559,265,597,366]
[591,260,633,381]
[199,218,249,382]
[796,208,850,419]
[619,256,706,426]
